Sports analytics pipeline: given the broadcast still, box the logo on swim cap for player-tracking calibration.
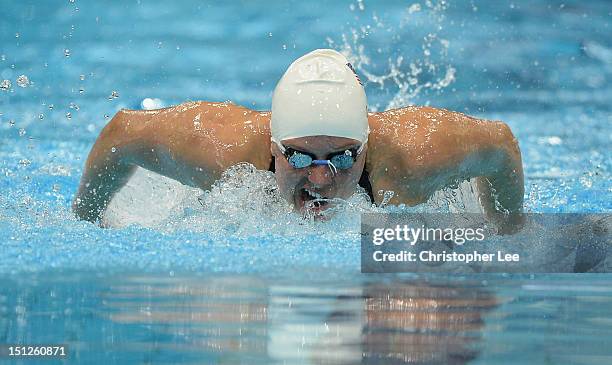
[271,49,369,146]
[296,57,346,84]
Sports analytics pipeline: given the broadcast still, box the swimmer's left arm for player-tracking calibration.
[466,121,525,233]
[367,107,524,231]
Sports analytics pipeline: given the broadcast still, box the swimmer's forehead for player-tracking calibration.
[282,136,361,153]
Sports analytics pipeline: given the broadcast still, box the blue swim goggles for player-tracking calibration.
[279,144,363,174]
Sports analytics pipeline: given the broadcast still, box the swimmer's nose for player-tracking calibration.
[307,164,333,185]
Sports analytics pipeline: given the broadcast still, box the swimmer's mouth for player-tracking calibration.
[299,188,331,211]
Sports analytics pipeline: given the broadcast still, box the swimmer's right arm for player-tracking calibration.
[73,102,272,224]
[72,109,155,223]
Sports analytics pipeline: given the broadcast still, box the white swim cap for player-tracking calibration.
[271,49,369,151]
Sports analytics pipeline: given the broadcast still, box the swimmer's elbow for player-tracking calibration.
[488,121,521,159]
[96,109,148,152]
[100,110,129,139]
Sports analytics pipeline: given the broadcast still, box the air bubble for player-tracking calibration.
[19,128,26,136]
[39,113,44,120]
[64,49,71,57]
[65,112,72,120]
[79,74,85,81]
[108,90,119,100]
[8,120,15,127]
[111,147,117,153]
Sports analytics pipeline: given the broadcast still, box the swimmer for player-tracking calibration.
[73,49,524,231]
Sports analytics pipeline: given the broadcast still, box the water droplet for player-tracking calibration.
[408,3,421,13]
[64,49,71,57]
[0,79,10,91]
[16,75,30,87]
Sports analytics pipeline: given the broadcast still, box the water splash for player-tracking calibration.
[16,75,30,88]
[104,164,378,240]
[108,90,119,100]
[103,163,483,238]
[0,79,11,91]
[141,98,165,110]
[327,0,456,110]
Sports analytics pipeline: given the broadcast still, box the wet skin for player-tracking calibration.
[271,136,366,215]
[73,101,524,231]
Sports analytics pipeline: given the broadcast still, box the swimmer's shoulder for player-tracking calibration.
[114,100,271,132]
[368,105,485,131]
[108,100,272,171]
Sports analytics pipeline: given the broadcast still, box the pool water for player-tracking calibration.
[1,0,611,364]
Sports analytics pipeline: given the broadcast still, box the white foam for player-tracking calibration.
[103,163,486,242]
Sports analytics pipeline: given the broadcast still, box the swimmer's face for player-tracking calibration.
[271,136,367,215]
